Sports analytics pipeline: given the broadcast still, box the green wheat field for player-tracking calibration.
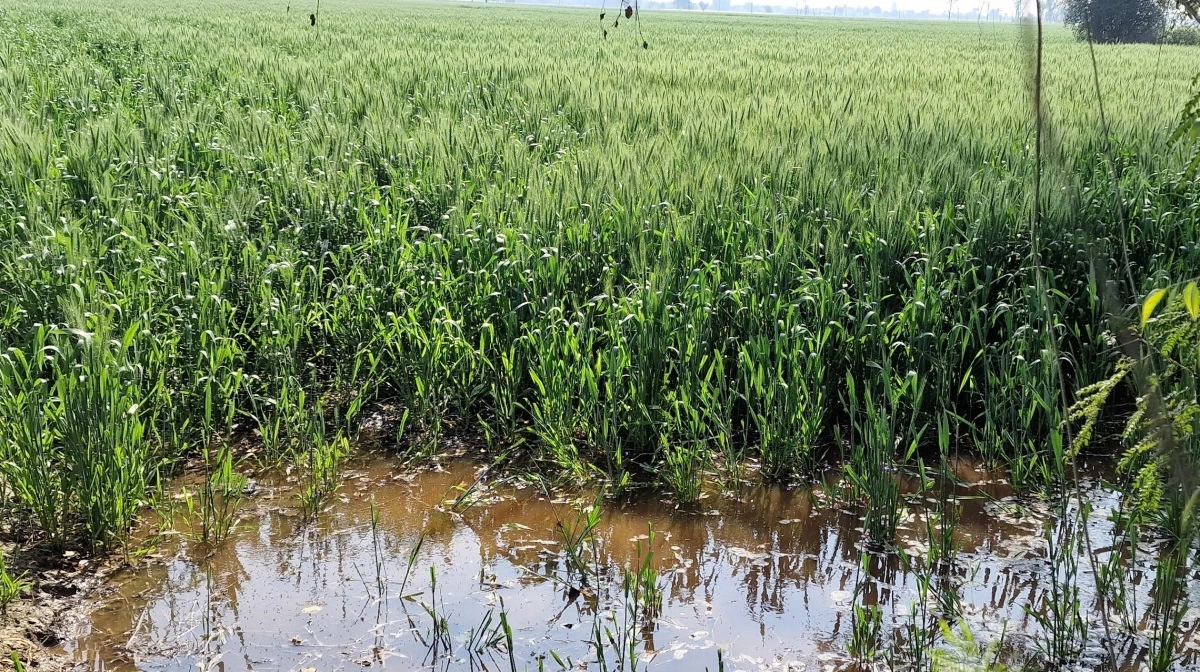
[1,0,1199,549]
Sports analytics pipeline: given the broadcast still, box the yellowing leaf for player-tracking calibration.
[301,605,323,614]
[1142,288,1168,327]
[1183,281,1200,321]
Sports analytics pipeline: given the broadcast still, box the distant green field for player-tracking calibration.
[1,0,1199,546]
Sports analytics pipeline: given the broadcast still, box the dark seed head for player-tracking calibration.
[614,19,619,27]
[600,11,605,18]
[642,40,648,49]
[309,13,316,25]
[624,5,633,18]
[603,29,608,38]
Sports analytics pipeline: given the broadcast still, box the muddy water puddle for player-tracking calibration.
[60,456,1200,671]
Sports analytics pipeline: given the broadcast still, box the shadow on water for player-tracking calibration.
[57,454,1199,671]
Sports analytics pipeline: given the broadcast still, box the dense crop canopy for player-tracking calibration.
[1,0,1199,547]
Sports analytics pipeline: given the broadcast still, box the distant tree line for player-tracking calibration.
[1063,0,1197,43]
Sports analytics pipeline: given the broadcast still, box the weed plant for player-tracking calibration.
[0,551,29,612]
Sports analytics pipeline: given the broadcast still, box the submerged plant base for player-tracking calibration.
[55,455,1196,671]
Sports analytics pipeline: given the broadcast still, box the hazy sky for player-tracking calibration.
[787,0,1016,13]
[730,0,1024,16]
[837,0,1010,11]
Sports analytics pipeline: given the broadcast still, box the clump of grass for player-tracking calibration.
[0,311,155,550]
[57,313,153,550]
[1146,541,1189,672]
[556,502,603,589]
[1027,520,1087,667]
[843,371,921,548]
[739,300,831,478]
[0,551,30,612]
[624,524,662,624]
[849,601,884,664]
[464,601,511,670]
[182,444,245,545]
[297,419,347,521]
[0,327,65,543]
[587,522,663,672]
[419,566,452,663]
[933,621,1009,672]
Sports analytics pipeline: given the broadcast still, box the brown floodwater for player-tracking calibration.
[58,455,1200,671]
